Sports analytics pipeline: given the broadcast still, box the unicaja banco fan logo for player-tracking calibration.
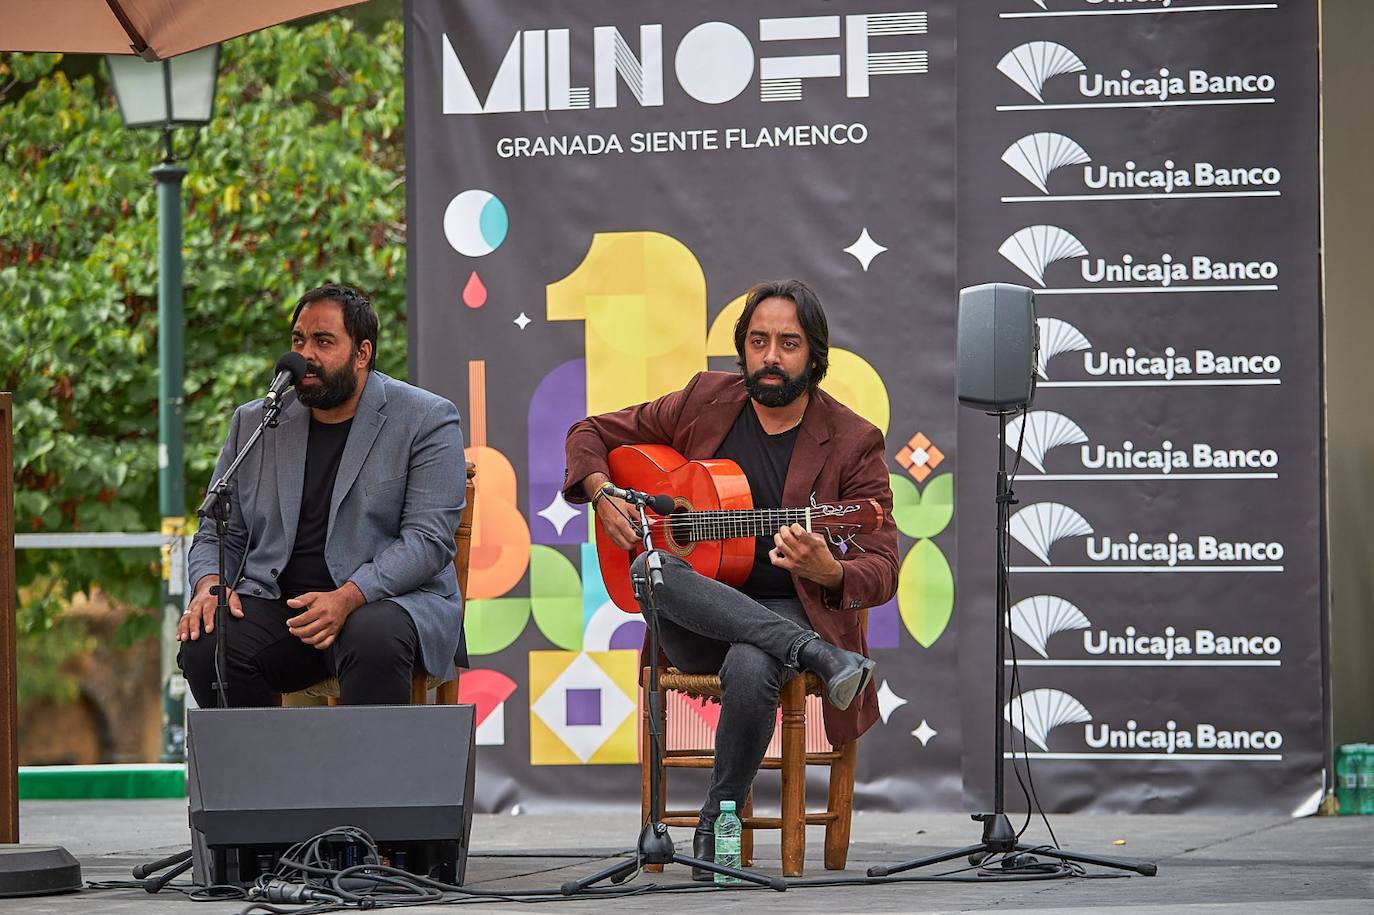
[1036,317,1091,379]
[1005,688,1092,751]
[1005,410,1088,472]
[997,41,1086,101]
[1008,595,1091,658]
[1002,132,1091,193]
[999,225,1088,287]
[1009,502,1093,564]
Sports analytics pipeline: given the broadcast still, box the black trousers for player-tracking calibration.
[632,553,817,827]
[178,594,419,708]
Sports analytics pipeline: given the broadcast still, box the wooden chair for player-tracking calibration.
[289,461,476,706]
[641,608,867,877]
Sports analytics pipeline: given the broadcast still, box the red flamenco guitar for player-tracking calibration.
[594,444,886,613]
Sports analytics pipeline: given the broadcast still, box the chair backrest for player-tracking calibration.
[453,461,477,595]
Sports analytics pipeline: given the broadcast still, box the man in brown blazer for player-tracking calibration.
[563,279,899,878]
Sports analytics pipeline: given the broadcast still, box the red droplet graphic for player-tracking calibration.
[463,271,487,308]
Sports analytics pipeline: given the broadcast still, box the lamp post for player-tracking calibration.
[106,45,220,763]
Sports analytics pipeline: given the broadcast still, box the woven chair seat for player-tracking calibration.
[303,673,448,700]
[656,668,824,701]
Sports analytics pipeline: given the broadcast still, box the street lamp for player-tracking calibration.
[106,44,220,764]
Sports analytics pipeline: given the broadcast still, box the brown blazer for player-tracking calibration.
[563,371,899,745]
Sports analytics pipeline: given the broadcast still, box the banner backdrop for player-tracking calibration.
[406,0,1323,814]
[954,0,1324,816]
[406,0,962,813]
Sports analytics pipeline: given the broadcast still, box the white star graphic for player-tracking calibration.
[843,228,887,272]
[513,312,532,330]
[911,719,938,747]
[537,490,582,535]
[876,679,908,724]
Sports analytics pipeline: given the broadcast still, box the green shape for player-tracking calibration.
[530,545,584,650]
[19,764,186,800]
[898,539,955,648]
[889,472,954,539]
[465,597,532,656]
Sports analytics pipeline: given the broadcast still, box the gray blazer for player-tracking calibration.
[187,370,467,679]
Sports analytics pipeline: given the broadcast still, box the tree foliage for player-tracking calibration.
[0,18,407,701]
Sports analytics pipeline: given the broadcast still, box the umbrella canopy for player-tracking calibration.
[3,0,366,60]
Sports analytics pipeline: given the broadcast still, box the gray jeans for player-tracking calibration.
[631,552,819,827]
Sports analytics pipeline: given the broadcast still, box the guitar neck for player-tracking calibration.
[675,508,814,543]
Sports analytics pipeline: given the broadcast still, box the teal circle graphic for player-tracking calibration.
[444,189,508,257]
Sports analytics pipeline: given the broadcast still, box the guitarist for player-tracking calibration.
[563,279,898,877]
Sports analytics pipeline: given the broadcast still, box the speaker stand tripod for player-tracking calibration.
[868,413,1156,880]
[562,496,784,895]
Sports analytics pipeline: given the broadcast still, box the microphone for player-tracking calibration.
[599,483,675,515]
[264,351,307,411]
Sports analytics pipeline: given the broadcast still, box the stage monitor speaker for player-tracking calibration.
[187,705,476,887]
[956,282,1038,413]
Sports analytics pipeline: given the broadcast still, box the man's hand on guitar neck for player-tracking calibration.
[771,523,845,592]
[584,473,641,550]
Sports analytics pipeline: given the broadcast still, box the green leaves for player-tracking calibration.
[1,18,409,701]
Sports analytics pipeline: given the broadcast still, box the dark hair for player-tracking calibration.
[291,283,379,370]
[733,279,830,388]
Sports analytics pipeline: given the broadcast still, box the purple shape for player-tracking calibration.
[609,620,647,652]
[528,359,588,544]
[867,597,900,649]
[565,688,602,726]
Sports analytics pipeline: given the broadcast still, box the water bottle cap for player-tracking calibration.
[720,801,736,812]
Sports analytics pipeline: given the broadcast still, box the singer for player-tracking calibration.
[177,283,467,707]
[563,280,898,878]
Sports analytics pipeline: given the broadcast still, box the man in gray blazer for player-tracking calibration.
[177,283,466,706]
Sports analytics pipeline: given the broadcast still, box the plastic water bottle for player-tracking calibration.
[713,800,743,885]
[1335,745,1358,815]
[1359,745,1374,815]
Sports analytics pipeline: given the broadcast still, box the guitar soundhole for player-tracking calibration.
[660,497,694,558]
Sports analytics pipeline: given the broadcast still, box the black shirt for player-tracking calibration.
[713,403,800,599]
[278,416,354,599]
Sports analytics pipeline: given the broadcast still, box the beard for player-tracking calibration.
[296,356,359,410]
[744,364,811,408]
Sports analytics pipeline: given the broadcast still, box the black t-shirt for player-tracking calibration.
[713,403,800,599]
[278,416,354,599]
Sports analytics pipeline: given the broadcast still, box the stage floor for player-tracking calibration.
[6,800,1373,913]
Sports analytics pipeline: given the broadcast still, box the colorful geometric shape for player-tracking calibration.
[444,189,508,256]
[463,597,531,656]
[889,472,954,539]
[898,539,955,648]
[528,360,588,545]
[895,432,945,483]
[456,669,518,746]
[867,596,901,649]
[530,545,583,650]
[565,688,602,726]
[529,650,640,765]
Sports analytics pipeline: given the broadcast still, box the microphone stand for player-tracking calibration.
[134,395,290,890]
[561,496,785,895]
[867,413,1155,880]
[196,394,288,710]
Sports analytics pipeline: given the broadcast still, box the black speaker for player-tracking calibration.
[956,282,1038,413]
[186,705,476,887]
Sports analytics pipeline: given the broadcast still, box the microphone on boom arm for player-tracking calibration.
[598,482,675,516]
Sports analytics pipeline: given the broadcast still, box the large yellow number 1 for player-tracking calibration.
[547,232,708,416]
